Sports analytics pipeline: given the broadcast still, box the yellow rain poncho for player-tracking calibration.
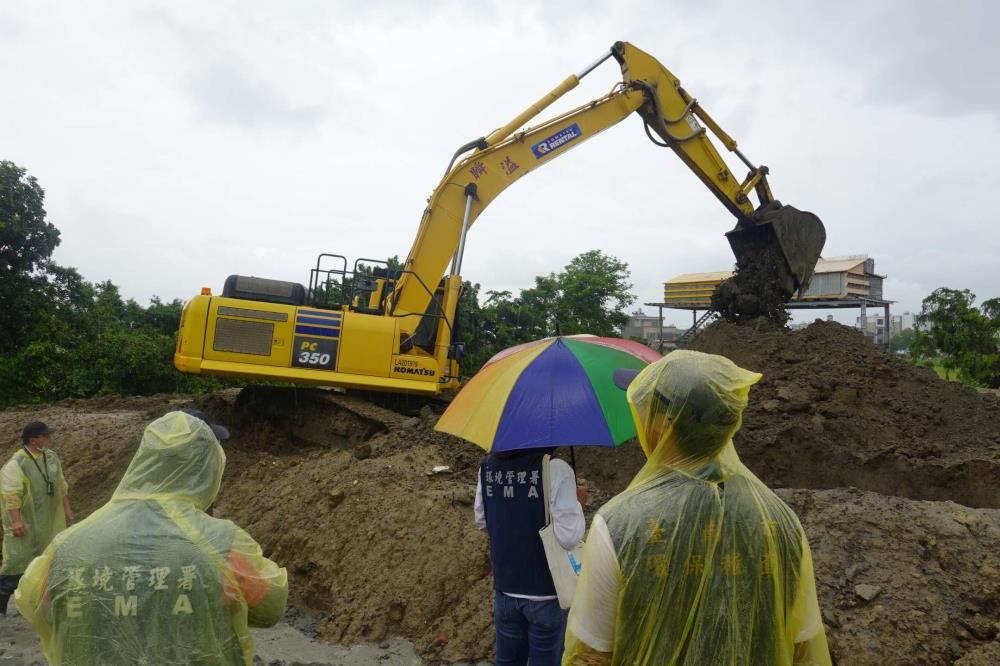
[564,351,830,665]
[1,448,68,577]
[15,411,288,666]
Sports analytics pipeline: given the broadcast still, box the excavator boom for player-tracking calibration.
[174,41,826,394]
[391,41,826,320]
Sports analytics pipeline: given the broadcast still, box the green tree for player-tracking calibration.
[551,250,634,336]
[519,275,561,338]
[911,288,1000,387]
[461,250,636,374]
[0,161,61,352]
[890,328,917,354]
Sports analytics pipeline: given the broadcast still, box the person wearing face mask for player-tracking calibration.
[15,409,287,665]
[563,351,830,666]
[0,421,73,615]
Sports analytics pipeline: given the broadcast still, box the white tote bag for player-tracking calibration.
[538,454,585,609]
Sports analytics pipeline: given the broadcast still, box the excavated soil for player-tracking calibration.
[712,243,793,324]
[781,488,1000,665]
[691,320,1000,508]
[2,319,999,664]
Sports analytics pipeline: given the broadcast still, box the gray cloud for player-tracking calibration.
[185,58,327,131]
[856,2,1000,117]
[767,0,1000,119]
[0,0,997,326]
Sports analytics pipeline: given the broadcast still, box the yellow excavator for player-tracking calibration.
[174,41,825,395]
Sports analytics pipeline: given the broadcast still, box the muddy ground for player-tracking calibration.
[0,320,998,664]
[0,602,465,665]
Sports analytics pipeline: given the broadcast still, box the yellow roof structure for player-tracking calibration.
[663,271,734,284]
[662,257,877,309]
[813,258,866,274]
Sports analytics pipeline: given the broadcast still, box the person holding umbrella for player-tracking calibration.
[437,335,660,666]
[474,447,585,665]
[562,350,831,665]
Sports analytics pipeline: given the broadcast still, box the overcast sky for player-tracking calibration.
[3,0,998,327]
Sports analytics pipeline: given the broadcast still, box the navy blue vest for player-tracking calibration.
[480,451,556,596]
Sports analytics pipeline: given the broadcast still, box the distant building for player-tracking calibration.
[856,313,891,346]
[803,256,884,301]
[858,310,915,344]
[623,310,682,350]
[662,255,886,308]
[659,256,895,350]
[892,312,916,336]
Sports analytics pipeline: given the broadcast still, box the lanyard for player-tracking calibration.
[21,446,52,488]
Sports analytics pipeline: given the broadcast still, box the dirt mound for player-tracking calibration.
[0,393,202,514]
[692,320,1000,507]
[782,487,1000,665]
[3,342,1000,665]
[213,389,644,662]
[0,392,498,661]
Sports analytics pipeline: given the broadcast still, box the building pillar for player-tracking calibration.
[884,302,891,352]
[658,305,664,354]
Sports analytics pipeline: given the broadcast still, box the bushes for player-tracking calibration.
[0,288,228,408]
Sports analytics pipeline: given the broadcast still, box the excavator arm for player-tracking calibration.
[174,41,825,396]
[390,41,825,327]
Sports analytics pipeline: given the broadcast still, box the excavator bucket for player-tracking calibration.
[725,203,826,295]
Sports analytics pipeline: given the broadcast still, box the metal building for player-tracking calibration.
[651,256,894,350]
[662,256,886,307]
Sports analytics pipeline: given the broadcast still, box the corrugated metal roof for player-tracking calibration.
[664,271,734,285]
[814,258,867,274]
[666,258,868,285]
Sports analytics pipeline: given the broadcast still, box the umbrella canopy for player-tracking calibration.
[436,335,661,452]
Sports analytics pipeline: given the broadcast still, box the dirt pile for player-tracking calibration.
[3,321,1000,665]
[782,487,1000,665]
[0,391,500,662]
[692,319,1000,507]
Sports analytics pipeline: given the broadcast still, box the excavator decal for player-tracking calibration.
[532,123,584,158]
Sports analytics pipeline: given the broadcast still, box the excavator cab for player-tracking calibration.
[725,201,827,296]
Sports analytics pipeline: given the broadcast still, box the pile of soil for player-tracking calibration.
[2,319,999,664]
[691,320,1000,508]
[781,487,1000,664]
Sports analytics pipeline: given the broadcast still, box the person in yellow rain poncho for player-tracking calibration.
[563,350,831,666]
[0,421,74,615]
[15,409,288,666]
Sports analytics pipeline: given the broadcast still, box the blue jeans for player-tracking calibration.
[493,591,567,665]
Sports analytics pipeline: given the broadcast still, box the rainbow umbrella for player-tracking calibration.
[435,335,661,452]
